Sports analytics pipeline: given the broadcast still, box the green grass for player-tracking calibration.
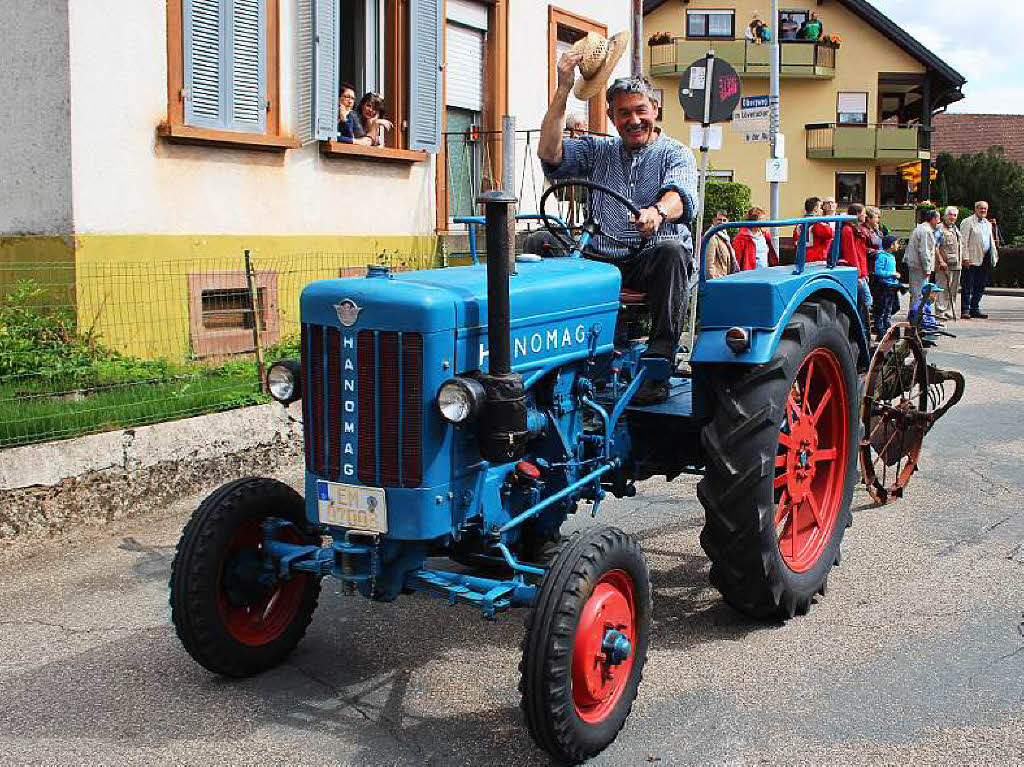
[0,363,267,448]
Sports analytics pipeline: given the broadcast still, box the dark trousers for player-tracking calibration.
[961,251,992,315]
[522,231,691,358]
[869,276,896,336]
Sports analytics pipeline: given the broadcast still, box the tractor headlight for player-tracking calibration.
[267,359,301,404]
[437,377,486,424]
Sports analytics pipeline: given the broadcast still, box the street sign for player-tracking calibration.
[678,56,742,124]
[766,157,789,183]
[731,95,771,135]
[689,124,723,150]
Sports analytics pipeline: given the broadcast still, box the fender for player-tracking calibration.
[692,268,869,368]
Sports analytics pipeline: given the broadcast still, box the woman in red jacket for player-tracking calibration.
[733,206,778,270]
[839,203,869,279]
[793,196,834,262]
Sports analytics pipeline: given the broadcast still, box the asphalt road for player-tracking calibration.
[2,297,1024,766]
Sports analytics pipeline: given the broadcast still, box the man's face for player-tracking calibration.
[976,203,989,218]
[713,213,728,226]
[823,197,836,213]
[608,93,656,150]
[945,210,957,225]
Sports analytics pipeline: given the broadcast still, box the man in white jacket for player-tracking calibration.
[903,209,939,306]
[959,201,1000,319]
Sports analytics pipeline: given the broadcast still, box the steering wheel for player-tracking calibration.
[538,179,643,259]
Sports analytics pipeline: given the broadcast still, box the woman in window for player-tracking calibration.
[733,207,778,270]
[356,92,393,147]
[338,83,372,146]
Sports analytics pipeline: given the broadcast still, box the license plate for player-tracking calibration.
[316,481,388,533]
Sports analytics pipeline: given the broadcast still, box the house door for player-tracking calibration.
[445,1,487,220]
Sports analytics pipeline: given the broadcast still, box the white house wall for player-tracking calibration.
[0,0,73,235]
[66,0,435,237]
[507,1,633,133]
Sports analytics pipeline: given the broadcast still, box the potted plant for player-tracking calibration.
[648,32,673,46]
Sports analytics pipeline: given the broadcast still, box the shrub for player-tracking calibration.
[703,181,752,229]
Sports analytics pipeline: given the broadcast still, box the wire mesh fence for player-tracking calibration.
[0,250,431,449]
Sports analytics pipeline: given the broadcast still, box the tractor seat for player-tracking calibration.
[619,288,647,307]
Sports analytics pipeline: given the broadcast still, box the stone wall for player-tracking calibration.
[0,403,303,543]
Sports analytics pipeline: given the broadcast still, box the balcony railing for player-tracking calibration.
[648,38,836,79]
[805,123,926,161]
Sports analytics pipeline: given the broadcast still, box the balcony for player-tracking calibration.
[805,124,927,161]
[648,38,836,79]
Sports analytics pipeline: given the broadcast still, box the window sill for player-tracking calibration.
[320,141,428,163]
[158,123,300,151]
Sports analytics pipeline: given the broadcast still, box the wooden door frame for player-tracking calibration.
[547,6,607,133]
[435,0,509,232]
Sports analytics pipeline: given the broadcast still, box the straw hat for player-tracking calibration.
[570,31,630,100]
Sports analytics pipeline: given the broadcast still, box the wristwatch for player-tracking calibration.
[652,202,669,223]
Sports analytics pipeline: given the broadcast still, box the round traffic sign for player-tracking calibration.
[678,56,742,124]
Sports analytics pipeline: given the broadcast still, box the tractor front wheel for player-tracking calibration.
[170,477,321,677]
[519,528,651,764]
[697,298,859,619]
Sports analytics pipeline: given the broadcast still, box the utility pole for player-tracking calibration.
[768,0,781,251]
[631,0,643,77]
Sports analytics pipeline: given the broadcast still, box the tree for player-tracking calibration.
[703,181,752,229]
[934,147,1024,240]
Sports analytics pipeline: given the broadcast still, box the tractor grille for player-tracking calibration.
[301,323,423,487]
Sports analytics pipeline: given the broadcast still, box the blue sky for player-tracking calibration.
[873,0,1024,114]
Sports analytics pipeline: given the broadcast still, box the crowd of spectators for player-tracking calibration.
[705,194,1001,337]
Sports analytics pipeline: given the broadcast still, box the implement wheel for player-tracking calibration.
[519,528,651,764]
[170,477,321,677]
[859,322,928,504]
[697,298,859,618]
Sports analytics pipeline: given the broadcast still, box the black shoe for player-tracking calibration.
[632,378,670,405]
[960,313,971,319]
[970,312,988,319]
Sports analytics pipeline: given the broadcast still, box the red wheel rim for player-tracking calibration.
[571,569,637,724]
[216,519,307,647]
[773,348,848,573]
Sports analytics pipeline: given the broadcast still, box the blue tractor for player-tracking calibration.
[170,181,874,762]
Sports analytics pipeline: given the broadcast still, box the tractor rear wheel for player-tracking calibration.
[519,528,651,764]
[170,477,321,677]
[697,298,859,619]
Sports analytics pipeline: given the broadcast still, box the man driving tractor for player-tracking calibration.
[531,46,698,405]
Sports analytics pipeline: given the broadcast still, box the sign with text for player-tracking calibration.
[732,95,771,142]
[678,56,742,124]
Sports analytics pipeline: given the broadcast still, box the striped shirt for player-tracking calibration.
[541,135,698,260]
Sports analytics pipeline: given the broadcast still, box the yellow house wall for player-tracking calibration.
[71,234,438,362]
[646,0,926,217]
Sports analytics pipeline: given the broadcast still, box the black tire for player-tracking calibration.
[696,298,859,619]
[170,477,321,677]
[519,528,651,764]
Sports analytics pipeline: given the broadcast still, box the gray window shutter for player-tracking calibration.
[226,0,266,132]
[184,0,227,129]
[445,23,484,113]
[409,0,444,153]
[313,0,340,140]
[296,0,315,143]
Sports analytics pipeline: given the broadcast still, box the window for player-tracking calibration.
[707,170,734,182]
[879,173,911,207]
[686,10,735,39]
[837,92,869,125]
[835,172,866,206]
[549,7,610,133]
[164,0,295,147]
[313,0,444,154]
[778,10,807,40]
[188,271,280,357]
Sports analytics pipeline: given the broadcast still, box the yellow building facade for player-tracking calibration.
[644,0,965,236]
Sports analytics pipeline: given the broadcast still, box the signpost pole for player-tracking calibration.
[687,51,716,358]
[631,0,643,77]
[769,0,782,252]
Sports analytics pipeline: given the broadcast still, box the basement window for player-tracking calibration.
[188,271,280,357]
